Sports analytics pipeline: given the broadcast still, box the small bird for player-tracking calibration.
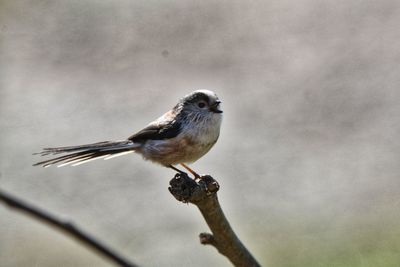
[34,90,223,178]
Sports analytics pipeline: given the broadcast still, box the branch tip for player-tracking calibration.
[168,172,198,203]
[198,175,220,195]
[199,232,217,247]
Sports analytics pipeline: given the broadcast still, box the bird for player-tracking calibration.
[33,90,223,179]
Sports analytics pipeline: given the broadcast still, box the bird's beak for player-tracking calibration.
[210,101,223,113]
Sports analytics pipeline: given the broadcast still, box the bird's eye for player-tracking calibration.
[198,102,207,108]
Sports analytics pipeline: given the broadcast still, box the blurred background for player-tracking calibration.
[1,0,400,266]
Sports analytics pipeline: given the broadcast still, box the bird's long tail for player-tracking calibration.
[33,140,138,168]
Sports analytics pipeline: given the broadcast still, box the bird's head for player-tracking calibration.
[178,90,223,116]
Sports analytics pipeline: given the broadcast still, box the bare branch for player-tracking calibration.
[169,173,261,267]
[0,188,140,267]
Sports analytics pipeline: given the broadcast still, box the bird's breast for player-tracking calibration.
[140,114,222,166]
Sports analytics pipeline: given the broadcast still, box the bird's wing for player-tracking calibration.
[128,110,182,143]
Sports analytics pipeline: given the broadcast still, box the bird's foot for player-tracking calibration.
[180,163,202,180]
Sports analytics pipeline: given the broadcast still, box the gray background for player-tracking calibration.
[1,0,400,266]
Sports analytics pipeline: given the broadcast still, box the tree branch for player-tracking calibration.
[0,188,140,267]
[169,173,261,267]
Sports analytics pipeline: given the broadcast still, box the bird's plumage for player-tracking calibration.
[34,90,222,169]
[128,110,181,143]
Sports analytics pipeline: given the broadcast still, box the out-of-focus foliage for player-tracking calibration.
[1,1,399,266]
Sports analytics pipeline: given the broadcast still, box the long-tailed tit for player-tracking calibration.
[34,90,223,178]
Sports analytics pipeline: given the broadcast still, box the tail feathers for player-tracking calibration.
[34,141,133,156]
[33,140,137,167]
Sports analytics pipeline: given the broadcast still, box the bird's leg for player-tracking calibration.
[169,165,187,176]
[180,163,201,180]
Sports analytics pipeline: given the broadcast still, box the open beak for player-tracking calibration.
[210,101,223,113]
